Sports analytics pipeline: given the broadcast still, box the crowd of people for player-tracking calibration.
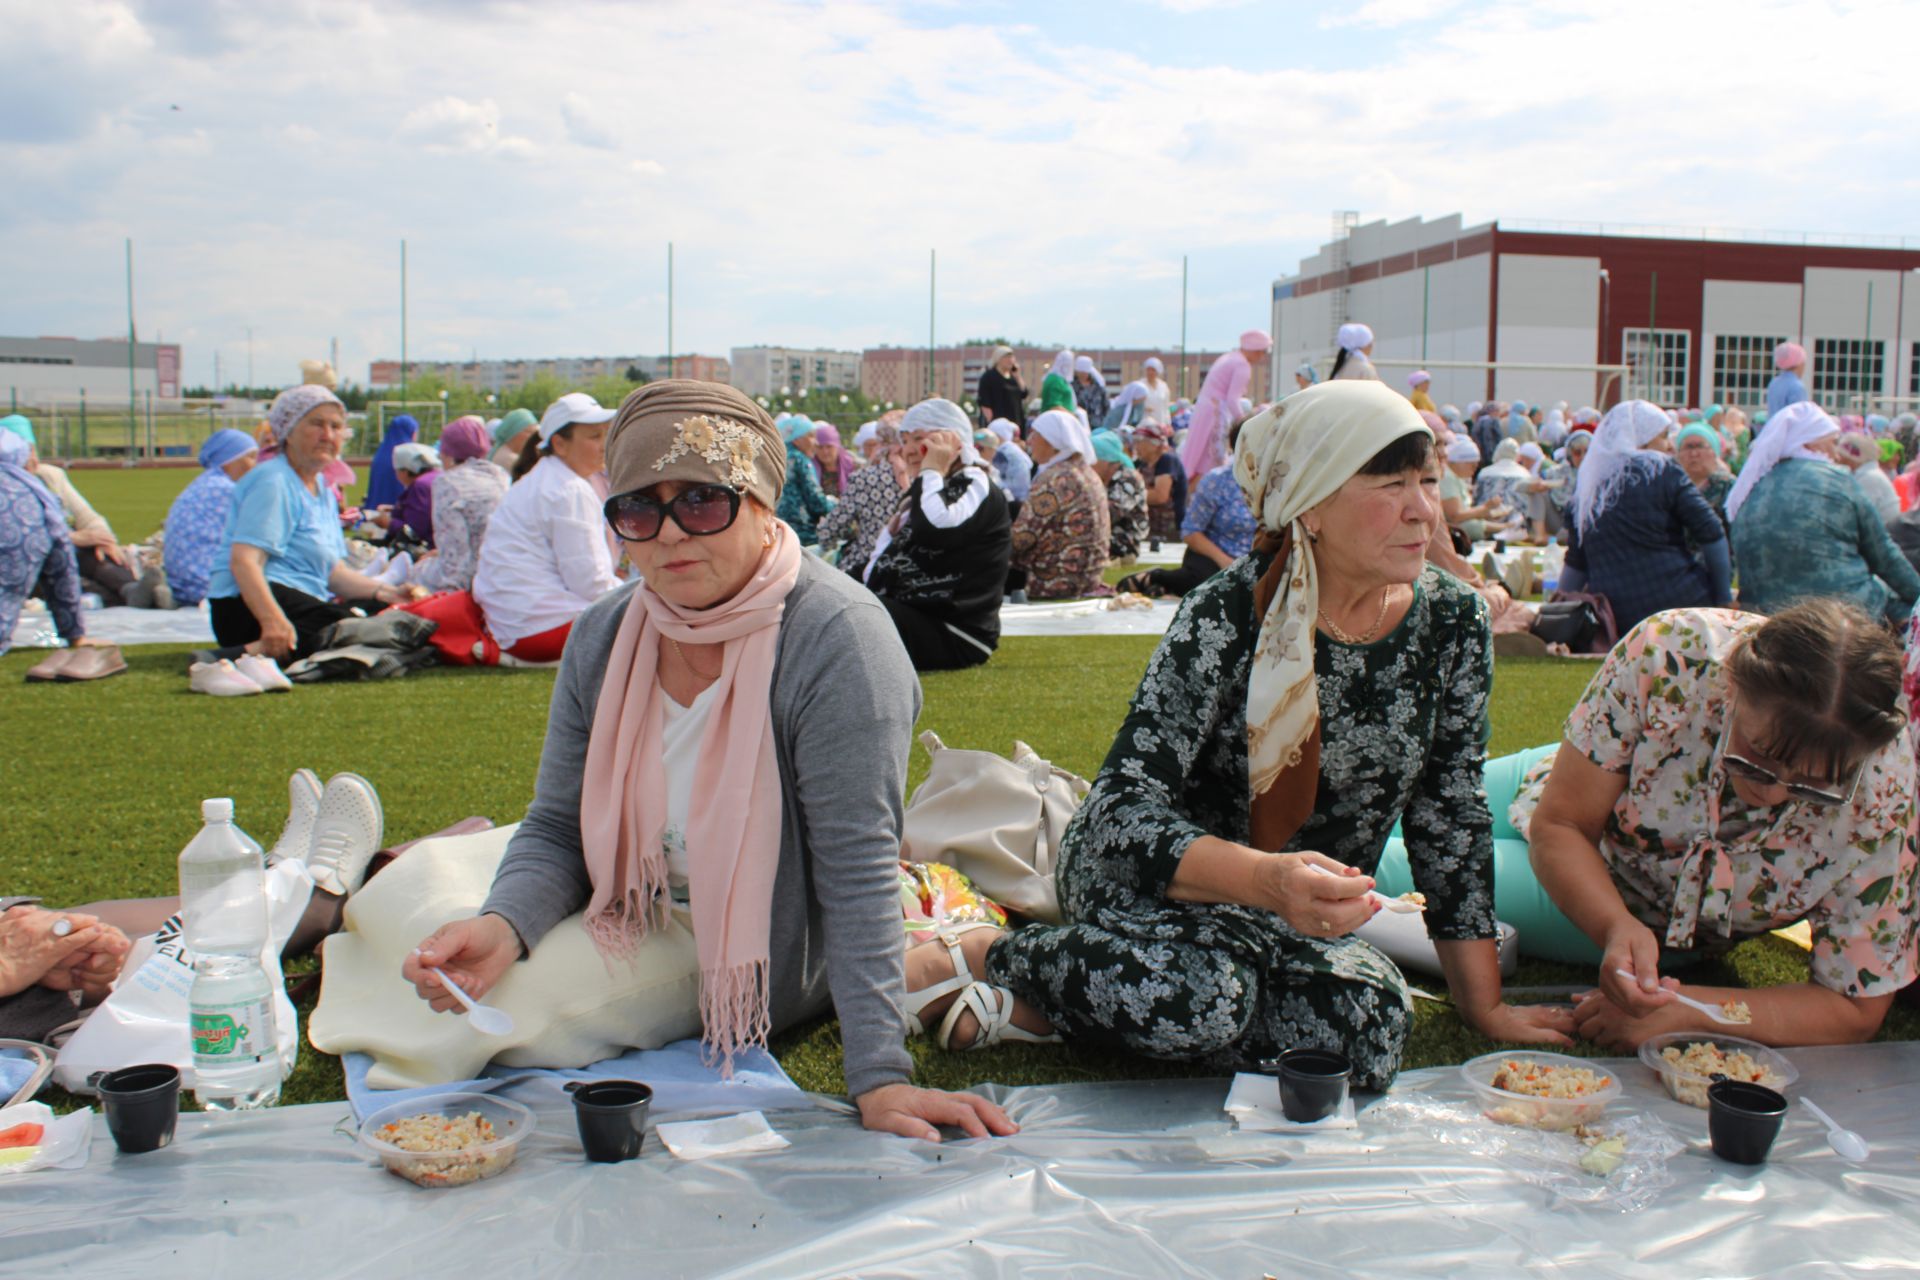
[8,325,1920,1142]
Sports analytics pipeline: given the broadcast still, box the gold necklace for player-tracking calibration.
[1319,586,1393,644]
[670,637,720,679]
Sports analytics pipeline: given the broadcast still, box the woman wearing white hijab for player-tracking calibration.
[1730,403,1920,622]
[1072,356,1110,431]
[906,382,1569,1073]
[1330,323,1379,381]
[1008,409,1110,600]
[1559,400,1729,632]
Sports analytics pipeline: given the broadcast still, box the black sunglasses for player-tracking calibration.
[603,484,743,542]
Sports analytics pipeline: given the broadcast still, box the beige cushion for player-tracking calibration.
[309,823,703,1089]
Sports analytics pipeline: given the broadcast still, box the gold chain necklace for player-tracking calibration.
[1318,586,1392,644]
[669,637,721,680]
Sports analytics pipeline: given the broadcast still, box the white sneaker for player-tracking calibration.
[266,769,323,866]
[307,772,384,897]
[190,659,262,697]
[377,551,413,587]
[233,654,293,692]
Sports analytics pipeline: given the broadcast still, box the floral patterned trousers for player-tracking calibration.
[986,896,1415,1090]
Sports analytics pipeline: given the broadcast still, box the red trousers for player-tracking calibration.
[397,592,572,666]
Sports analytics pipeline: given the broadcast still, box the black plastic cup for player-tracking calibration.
[1708,1080,1787,1165]
[1261,1048,1352,1123]
[91,1063,181,1154]
[567,1080,652,1163]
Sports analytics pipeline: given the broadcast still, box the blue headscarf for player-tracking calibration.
[198,428,258,471]
[1504,404,1530,440]
[0,429,62,522]
[365,415,418,507]
[779,414,815,445]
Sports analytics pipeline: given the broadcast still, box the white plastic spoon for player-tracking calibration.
[1305,862,1424,914]
[1800,1097,1869,1162]
[429,966,515,1036]
[1611,970,1745,1025]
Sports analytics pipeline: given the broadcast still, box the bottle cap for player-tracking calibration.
[202,798,234,822]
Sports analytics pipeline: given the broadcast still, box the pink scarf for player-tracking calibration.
[579,522,803,1071]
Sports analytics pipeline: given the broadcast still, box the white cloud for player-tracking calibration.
[629,158,666,176]
[560,92,617,150]
[399,95,536,156]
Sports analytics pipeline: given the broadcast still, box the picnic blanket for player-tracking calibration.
[10,602,217,650]
[12,1041,1918,1276]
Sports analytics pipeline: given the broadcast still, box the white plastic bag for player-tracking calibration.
[52,860,313,1093]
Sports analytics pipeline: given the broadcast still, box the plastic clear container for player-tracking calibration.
[1637,1032,1797,1109]
[1460,1050,1622,1131]
[360,1093,535,1188]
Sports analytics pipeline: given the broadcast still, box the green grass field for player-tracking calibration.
[14,468,1904,1110]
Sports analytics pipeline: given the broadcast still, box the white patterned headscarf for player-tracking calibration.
[1572,400,1673,536]
[1725,401,1840,524]
[1232,380,1432,797]
[1030,408,1095,472]
[267,384,344,444]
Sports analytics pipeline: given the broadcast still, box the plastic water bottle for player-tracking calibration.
[179,799,284,1110]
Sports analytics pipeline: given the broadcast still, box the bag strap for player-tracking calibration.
[0,1039,54,1109]
[918,730,946,757]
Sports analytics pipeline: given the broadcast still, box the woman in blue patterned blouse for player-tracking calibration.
[160,429,259,608]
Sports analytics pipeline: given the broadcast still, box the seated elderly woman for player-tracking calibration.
[901,382,1569,1081]
[812,423,856,499]
[402,381,1012,1142]
[1560,401,1730,633]
[1131,422,1187,547]
[378,442,441,549]
[1834,432,1901,523]
[462,393,621,663]
[1,414,136,606]
[1471,439,1537,537]
[490,408,538,473]
[1118,420,1259,599]
[1511,600,1916,1050]
[987,420,1033,505]
[0,899,133,1043]
[147,428,258,610]
[817,420,906,576]
[1438,437,1502,546]
[1091,429,1147,561]
[200,386,420,664]
[864,399,1011,671]
[0,430,91,657]
[1008,410,1110,601]
[1731,403,1920,624]
[773,416,836,546]
[1675,423,1734,527]
[364,414,418,511]
[411,416,512,595]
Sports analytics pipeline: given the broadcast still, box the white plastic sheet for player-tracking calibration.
[998,598,1178,638]
[10,1042,1920,1276]
[10,601,216,650]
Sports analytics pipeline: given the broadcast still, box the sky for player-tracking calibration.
[3,0,1916,390]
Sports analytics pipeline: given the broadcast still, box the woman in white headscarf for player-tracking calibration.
[1008,408,1110,600]
[1330,323,1379,381]
[1139,356,1173,426]
[1439,435,1500,545]
[1471,439,1533,536]
[1559,400,1730,632]
[1731,403,1920,622]
[1072,356,1110,432]
[903,382,1569,1074]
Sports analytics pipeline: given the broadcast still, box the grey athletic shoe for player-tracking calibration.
[307,772,385,897]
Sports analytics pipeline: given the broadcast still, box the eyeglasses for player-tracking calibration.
[1717,699,1862,808]
[603,484,743,542]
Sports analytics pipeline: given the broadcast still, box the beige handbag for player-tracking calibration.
[899,731,1091,925]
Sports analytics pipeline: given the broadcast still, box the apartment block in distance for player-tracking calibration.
[368,353,730,393]
[728,347,863,399]
[861,344,1270,416]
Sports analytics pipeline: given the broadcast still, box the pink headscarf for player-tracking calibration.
[439,415,492,464]
[1774,341,1806,371]
[813,423,857,492]
[1239,329,1272,353]
[578,524,804,1073]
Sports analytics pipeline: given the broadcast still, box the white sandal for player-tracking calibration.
[936,981,1062,1052]
[903,923,998,1037]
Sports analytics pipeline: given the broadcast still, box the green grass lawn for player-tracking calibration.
[14,469,1908,1109]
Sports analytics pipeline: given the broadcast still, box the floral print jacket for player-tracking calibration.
[1511,608,1919,997]
[1010,460,1110,600]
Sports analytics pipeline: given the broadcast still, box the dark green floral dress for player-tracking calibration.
[985,554,1498,1089]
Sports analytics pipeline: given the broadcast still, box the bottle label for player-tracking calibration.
[192,999,272,1063]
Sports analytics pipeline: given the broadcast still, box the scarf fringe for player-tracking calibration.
[583,872,670,963]
[697,959,772,1080]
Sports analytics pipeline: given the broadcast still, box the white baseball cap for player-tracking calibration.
[537,392,617,442]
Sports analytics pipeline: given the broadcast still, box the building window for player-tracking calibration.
[1811,338,1885,408]
[1621,328,1691,406]
[1711,334,1784,409]
[1910,342,1919,407]
[0,355,77,365]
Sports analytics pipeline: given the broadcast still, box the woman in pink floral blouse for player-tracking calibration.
[1514,599,1918,1051]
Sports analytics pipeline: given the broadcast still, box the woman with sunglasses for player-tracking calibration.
[402,381,1015,1144]
[1513,599,1917,1052]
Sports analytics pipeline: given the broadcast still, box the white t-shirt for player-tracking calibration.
[1140,378,1173,426]
[471,455,620,647]
[660,682,718,901]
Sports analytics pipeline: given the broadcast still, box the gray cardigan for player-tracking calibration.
[482,556,921,1098]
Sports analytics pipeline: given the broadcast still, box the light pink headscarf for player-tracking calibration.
[579,523,804,1072]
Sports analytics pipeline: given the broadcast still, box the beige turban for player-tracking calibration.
[604,380,788,509]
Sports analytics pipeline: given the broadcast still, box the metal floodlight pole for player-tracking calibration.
[1420,267,1431,361]
[246,326,253,391]
[928,249,937,399]
[1180,254,1189,399]
[125,238,137,461]
[667,241,675,380]
[1865,281,1875,404]
[400,238,409,403]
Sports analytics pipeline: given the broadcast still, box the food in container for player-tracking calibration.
[1460,1051,1620,1131]
[1637,1032,1795,1109]
[360,1093,534,1188]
